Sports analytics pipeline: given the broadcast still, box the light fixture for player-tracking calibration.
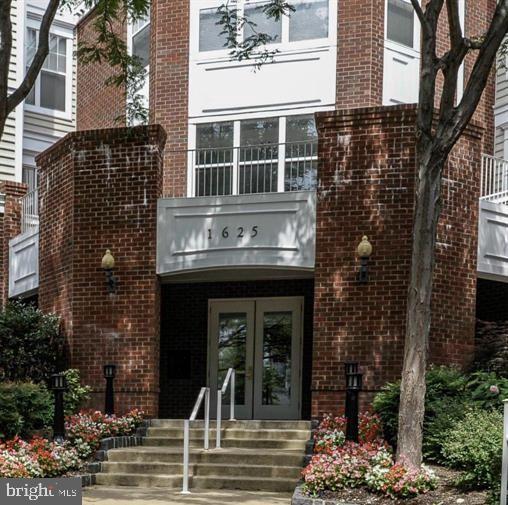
[357,236,373,283]
[103,364,117,415]
[49,373,67,442]
[101,249,118,294]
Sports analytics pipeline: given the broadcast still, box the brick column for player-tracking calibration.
[312,105,483,418]
[0,182,28,307]
[150,0,190,197]
[36,125,166,416]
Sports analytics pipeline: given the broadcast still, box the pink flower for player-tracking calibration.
[490,385,500,394]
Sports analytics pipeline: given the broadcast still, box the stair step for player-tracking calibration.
[94,473,183,488]
[101,462,184,474]
[149,419,311,430]
[143,437,306,450]
[193,463,302,479]
[192,475,298,493]
[146,427,310,440]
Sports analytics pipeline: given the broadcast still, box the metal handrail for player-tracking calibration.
[216,368,236,449]
[181,386,210,494]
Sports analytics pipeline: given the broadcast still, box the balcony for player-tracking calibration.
[158,143,317,279]
[187,141,317,197]
[9,189,39,298]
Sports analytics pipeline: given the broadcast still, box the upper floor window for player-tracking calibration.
[197,0,331,53]
[25,27,70,114]
[289,0,329,42]
[132,10,150,67]
[386,0,415,48]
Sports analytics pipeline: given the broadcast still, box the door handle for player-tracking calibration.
[245,366,253,380]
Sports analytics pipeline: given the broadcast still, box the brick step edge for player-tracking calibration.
[79,424,148,488]
[292,484,356,505]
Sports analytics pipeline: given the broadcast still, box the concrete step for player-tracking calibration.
[107,446,305,466]
[193,463,301,479]
[192,475,297,493]
[143,437,306,450]
[101,462,184,475]
[94,473,183,488]
[146,427,310,440]
[149,419,311,430]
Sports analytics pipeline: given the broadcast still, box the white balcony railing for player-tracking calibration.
[21,188,39,235]
[481,154,508,204]
[188,141,317,197]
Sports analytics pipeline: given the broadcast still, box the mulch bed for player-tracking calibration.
[318,466,489,504]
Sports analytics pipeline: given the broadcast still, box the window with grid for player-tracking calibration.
[26,29,68,112]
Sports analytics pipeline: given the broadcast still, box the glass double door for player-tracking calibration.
[208,298,303,420]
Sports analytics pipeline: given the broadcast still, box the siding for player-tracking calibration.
[495,53,508,158]
[0,2,20,181]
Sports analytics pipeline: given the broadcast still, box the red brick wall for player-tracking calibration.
[336,0,384,108]
[0,182,28,307]
[36,125,166,416]
[150,0,190,196]
[312,105,482,417]
[76,8,127,130]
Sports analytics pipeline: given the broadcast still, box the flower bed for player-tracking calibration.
[302,413,437,500]
[0,409,144,478]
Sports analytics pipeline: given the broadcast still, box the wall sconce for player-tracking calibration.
[101,249,118,294]
[357,236,373,283]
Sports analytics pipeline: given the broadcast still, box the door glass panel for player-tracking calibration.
[261,312,292,406]
[218,312,247,405]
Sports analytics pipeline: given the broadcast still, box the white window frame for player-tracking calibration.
[190,0,337,61]
[127,10,150,124]
[24,19,73,120]
[384,0,421,54]
[187,112,318,196]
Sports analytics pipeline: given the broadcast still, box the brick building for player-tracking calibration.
[2,0,502,421]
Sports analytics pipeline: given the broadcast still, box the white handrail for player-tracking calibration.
[181,386,210,494]
[216,368,236,449]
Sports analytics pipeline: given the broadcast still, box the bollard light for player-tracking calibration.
[344,362,363,442]
[103,364,117,415]
[49,373,67,443]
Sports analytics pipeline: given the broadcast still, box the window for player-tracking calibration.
[196,0,331,53]
[192,116,318,196]
[199,7,227,52]
[243,2,282,43]
[195,122,234,196]
[289,0,329,42]
[132,12,150,67]
[285,115,318,191]
[387,0,414,47]
[25,28,68,112]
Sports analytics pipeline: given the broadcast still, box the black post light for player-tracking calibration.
[49,373,67,443]
[101,249,118,294]
[344,362,363,442]
[104,364,117,415]
[357,236,373,283]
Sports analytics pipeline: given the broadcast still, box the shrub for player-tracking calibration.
[466,371,508,410]
[0,382,53,440]
[0,302,63,383]
[441,408,502,491]
[63,369,91,416]
[373,366,469,454]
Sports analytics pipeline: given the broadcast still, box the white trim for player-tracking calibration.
[456,0,465,103]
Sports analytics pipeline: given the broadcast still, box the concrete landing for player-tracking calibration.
[83,486,291,505]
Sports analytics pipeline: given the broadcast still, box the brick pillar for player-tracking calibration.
[312,105,483,418]
[336,0,385,108]
[150,0,190,197]
[36,125,166,416]
[0,182,28,307]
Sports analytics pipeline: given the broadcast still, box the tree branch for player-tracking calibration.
[0,0,13,119]
[410,0,427,30]
[6,0,60,115]
[446,0,462,48]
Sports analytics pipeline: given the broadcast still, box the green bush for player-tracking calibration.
[373,365,469,456]
[0,301,63,383]
[466,371,508,410]
[441,408,503,491]
[0,382,53,440]
[63,369,91,416]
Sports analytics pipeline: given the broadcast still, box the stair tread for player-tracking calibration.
[110,446,304,454]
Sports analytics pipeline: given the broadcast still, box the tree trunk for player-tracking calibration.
[396,153,445,467]
[0,108,7,144]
